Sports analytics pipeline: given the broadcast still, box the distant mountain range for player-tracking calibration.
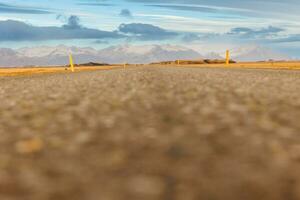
[0,44,290,67]
[230,45,290,62]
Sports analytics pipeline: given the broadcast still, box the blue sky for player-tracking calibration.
[0,0,300,57]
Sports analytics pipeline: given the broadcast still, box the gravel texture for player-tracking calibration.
[0,66,300,200]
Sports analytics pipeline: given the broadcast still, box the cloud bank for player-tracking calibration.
[0,16,122,41]
[0,16,181,42]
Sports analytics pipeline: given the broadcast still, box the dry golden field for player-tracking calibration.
[0,65,125,77]
[227,61,300,70]
[153,61,300,70]
[0,61,300,77]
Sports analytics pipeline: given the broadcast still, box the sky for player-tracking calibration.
[0,0,300,57]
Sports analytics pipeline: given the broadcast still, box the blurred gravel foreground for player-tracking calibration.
[0,66,300,200]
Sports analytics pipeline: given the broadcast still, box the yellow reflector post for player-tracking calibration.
[226,50,230,65]
[69,54,75,72]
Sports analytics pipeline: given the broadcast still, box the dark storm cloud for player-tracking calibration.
[118,23,178,40]
[0,16,122,41]
[119,9,133,18]
[62,15,82,29]
[0,3,51,14]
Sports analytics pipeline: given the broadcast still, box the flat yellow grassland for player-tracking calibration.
[0,62,300,77]
[165,61,300,70]
[0,65,126,77]
[225,61,300,70]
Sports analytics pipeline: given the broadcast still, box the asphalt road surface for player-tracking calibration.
[0,66,300,200]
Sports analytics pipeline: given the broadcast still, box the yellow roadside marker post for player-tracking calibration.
[226,50,230,65]
[69,54,75,72]
[177,60,180,65]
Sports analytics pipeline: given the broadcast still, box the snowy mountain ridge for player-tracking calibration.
[0,44,291,67]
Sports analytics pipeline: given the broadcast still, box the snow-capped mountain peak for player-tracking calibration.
[0,44,202,67]
[17,45,98,58]
[0,44,291,67]
[104,44,191,55]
